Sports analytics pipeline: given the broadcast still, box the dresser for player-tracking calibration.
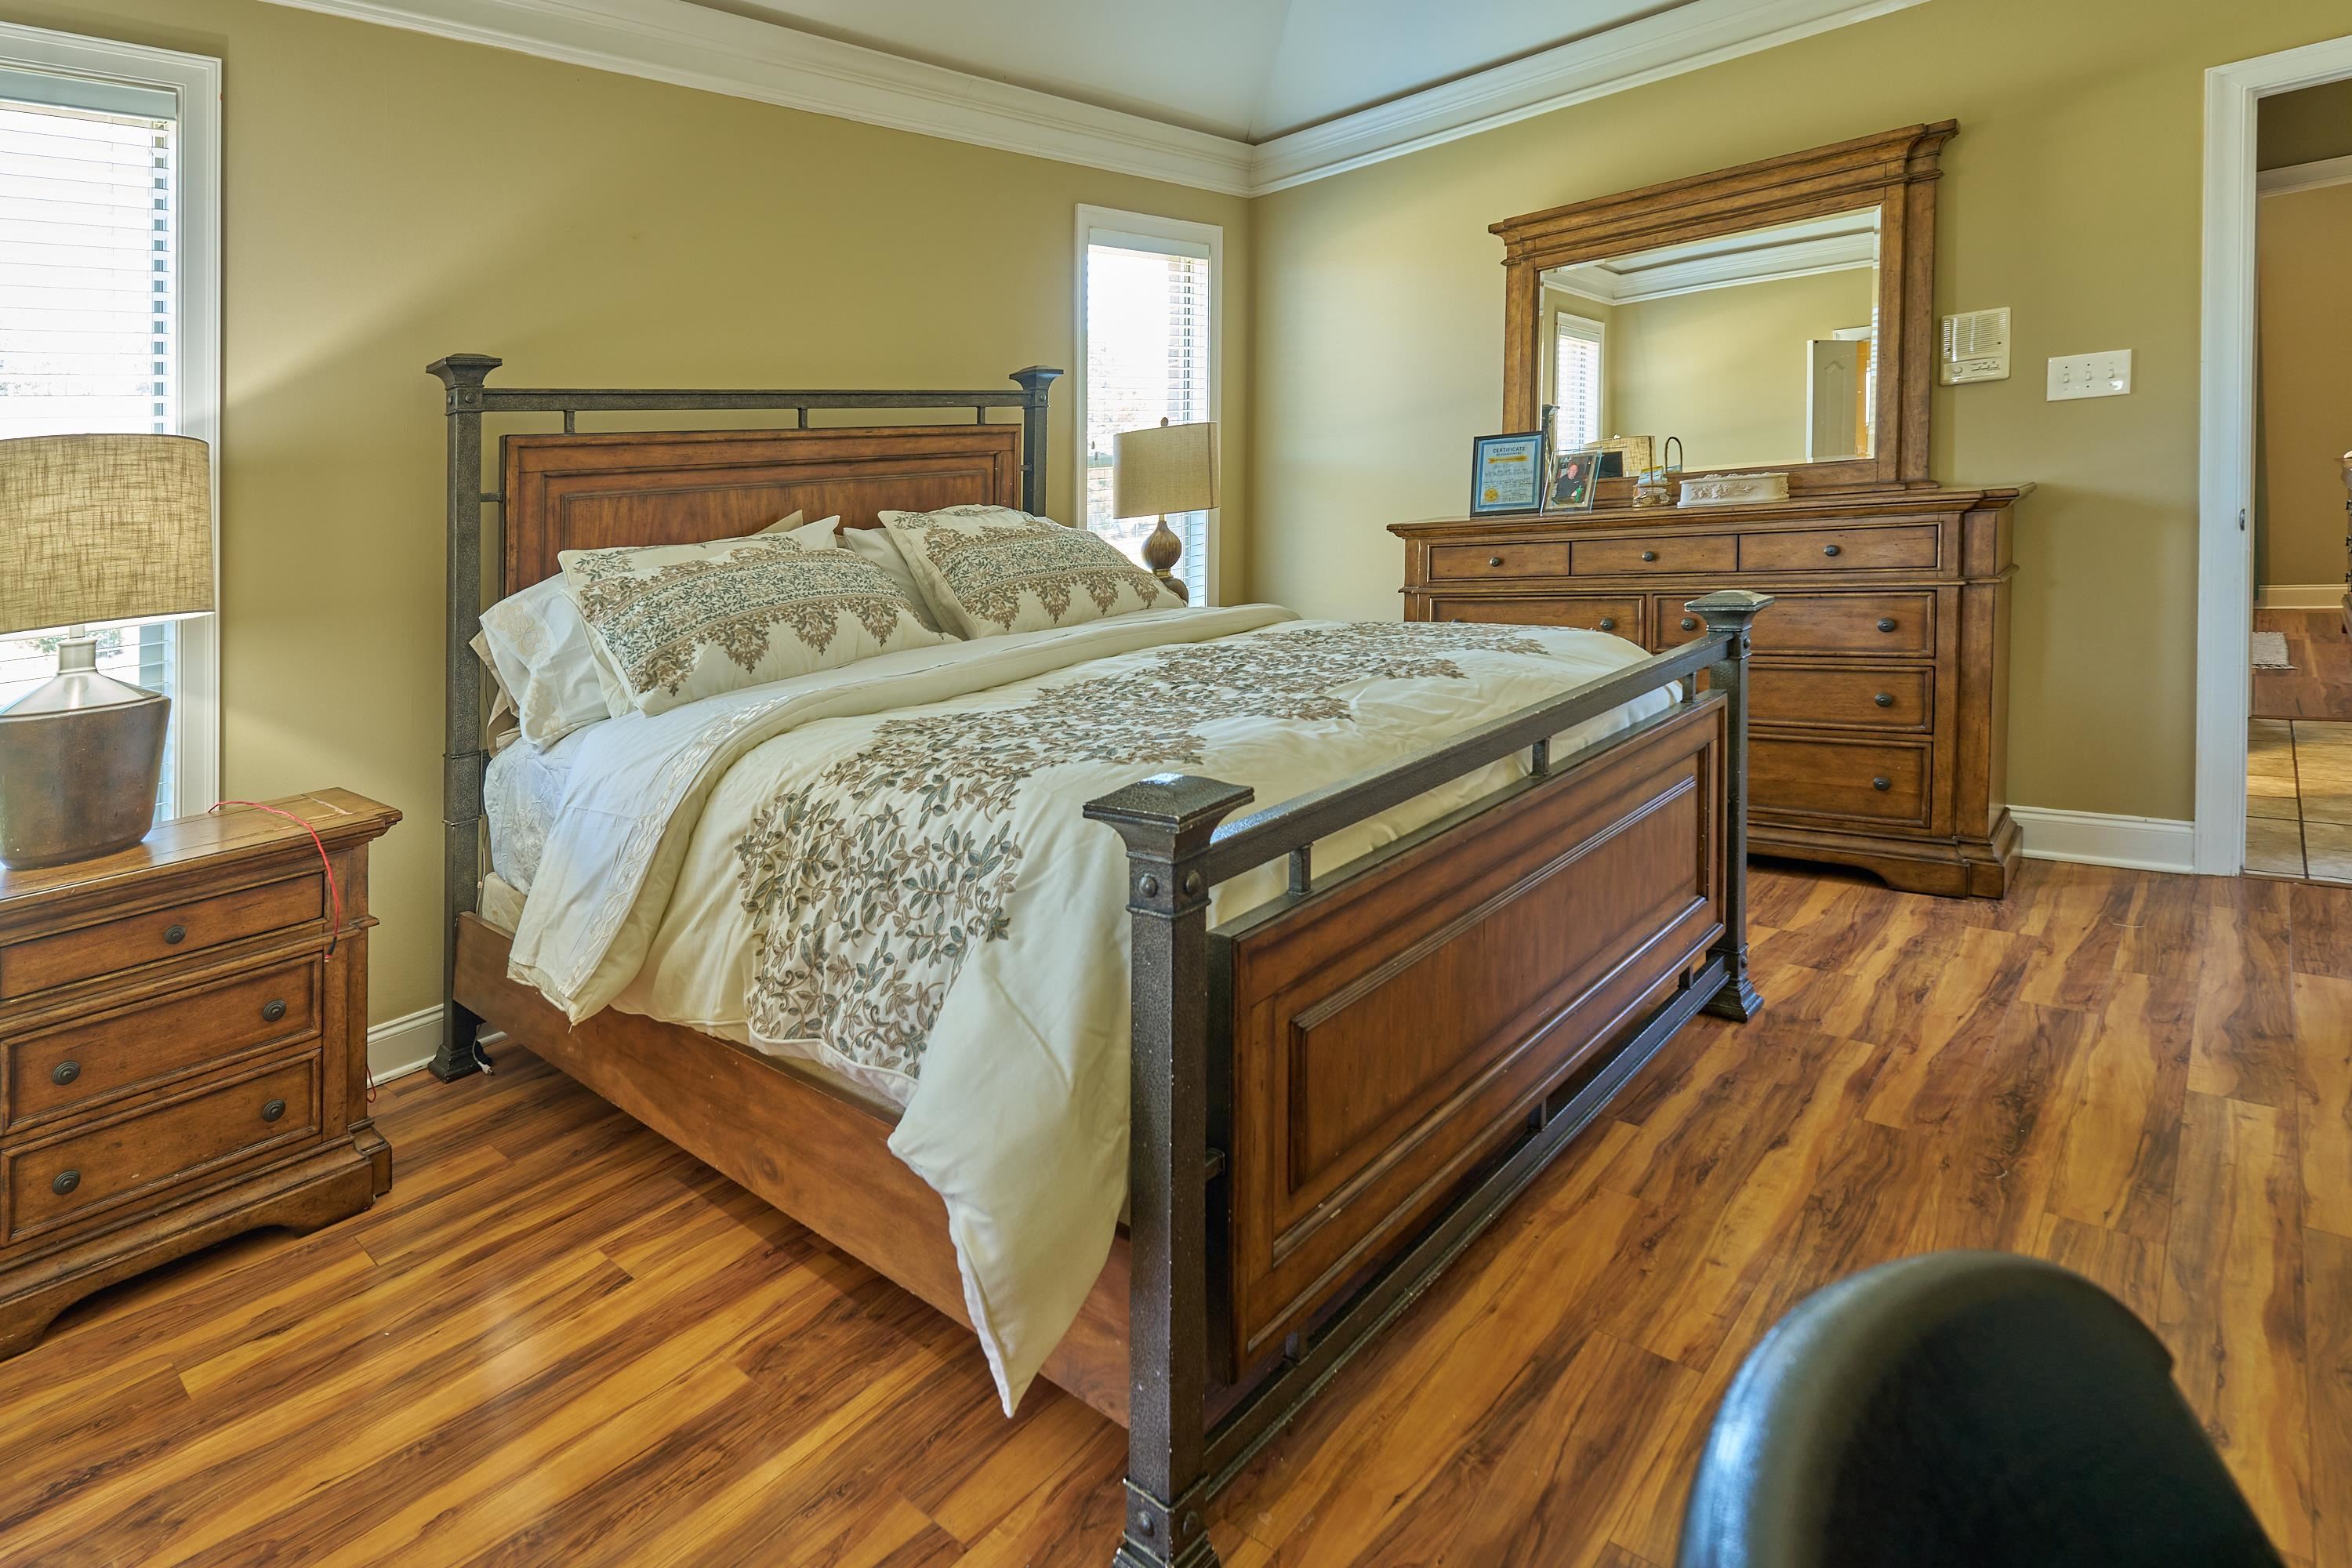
[1395,487,2027,897]
[0,789,398,1357]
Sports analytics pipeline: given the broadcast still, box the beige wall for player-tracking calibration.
[0,0,1251,1030]
[1606,268,1877,470]
[2257,181,2352,587]
[1250,0,2352,824]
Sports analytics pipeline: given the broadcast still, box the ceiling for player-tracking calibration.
[695,0,1704,143]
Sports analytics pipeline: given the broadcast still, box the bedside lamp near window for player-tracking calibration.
[0,434,214,869]
[1112,418,1218,604]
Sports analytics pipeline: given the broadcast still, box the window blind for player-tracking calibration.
[0,81,183,816]
[1553,313,1603,451]
[1084,234,1212,604]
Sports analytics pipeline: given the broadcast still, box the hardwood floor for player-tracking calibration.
[3,858,2350,1566]
[2256,607,2352,722]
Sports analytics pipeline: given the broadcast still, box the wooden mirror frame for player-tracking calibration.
[1495,121,1956,506]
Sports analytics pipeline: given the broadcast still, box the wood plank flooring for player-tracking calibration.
[2256,607,2352,722]
[4,858,2350,1566]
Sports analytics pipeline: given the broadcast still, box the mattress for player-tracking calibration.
[482,726,590,894]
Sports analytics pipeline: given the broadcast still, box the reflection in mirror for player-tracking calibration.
[1539,208,1881,477]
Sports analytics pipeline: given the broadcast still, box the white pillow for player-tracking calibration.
[558,530,949,717]
[473,512,812,741]
[786,514,951,633]
[880,504,1183,638]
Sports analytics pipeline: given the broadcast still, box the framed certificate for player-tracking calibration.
[1468,431,1544,516]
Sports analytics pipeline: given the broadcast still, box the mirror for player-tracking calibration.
[1538,208,1882,473]
[1492,122,1954,501]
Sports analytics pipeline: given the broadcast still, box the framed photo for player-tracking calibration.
[1468,431,1544,516]
[1546,446,1602,512]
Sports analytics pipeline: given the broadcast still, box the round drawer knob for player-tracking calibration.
[1874,691,1895,708]
[1598,617,1617,631]
[1872,776,1893,792]
[261,1098,287,1123]
[1823,543,1842,557]
[1876,618,1897,633]
[261,999,289,1023]
[51,1060,81,1086]
[162,924,187,946]
[1681,616,1699,631]
[1486,555,1504,567]
[52,1170,80,1196]
[1641,550,1658,562]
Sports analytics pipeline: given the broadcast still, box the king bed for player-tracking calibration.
[426,353,1766,1568]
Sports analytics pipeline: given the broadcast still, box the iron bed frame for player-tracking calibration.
[426,354,1766,1568]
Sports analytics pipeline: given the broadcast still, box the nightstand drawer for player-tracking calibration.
[6,957,322,1131]
[5,1056,318,1243]
[1429,542,1572,579]
[0,873,322,1000]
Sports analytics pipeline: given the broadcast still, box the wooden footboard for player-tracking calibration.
[1089,590,1769,1568]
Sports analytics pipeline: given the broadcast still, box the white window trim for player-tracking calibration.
[1073,204,1223,605]
[0,21,222,816]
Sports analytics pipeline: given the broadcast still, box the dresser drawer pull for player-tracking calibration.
[1641,550,1657,562]
[51,1060,81,1086]
[262,998,289,1023]
[1874,692,1895,708]
[261,1098,287,1123]
[1876,618,1898,633]
[1872,777,1893,792]
[52,1170,79,1196]
[162,924,187,946]
[1598,617,1617,632]
[1486,555,1503,567]
[1823,543,1842,557]
[1681,616,1698,631]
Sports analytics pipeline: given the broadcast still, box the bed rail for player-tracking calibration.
[1085,589,1768,1568]
[423,354,1061,1080]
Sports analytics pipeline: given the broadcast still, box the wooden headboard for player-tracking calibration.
[499,424,1021,595]
[425,353,1061,1069]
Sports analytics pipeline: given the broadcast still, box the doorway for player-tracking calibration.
[2198,36,2352,879]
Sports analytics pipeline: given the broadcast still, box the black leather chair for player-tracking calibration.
[1675,1252,2282,1568]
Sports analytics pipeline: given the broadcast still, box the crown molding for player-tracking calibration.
[2259,152,2352,196]
[256,0,1921,198]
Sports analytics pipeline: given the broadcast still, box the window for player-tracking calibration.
[1076,207,1220,604]
[0,24,219,819]
[1552,312,1604,450]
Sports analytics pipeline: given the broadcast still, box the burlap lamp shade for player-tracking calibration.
[1111,419,1218,603]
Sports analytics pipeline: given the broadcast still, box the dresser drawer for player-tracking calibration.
[1754,739,1932,829]
[1740,525,1940,572]
[1433,596,1641,637]
[5,1055,318,1243]
[5,957,321,1131]
[1751,665,1933,732]
[1689,592,1936,657]
[1429,542,1572,579]
[1572,535,1737,575]
[0,873,323,1000]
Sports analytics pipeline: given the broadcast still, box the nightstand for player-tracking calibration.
[0,789,399,1357]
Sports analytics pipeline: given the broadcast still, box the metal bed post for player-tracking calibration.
[1013,365,1062,517]
[1087,774,1255,1568]
[425,353,500,1080]
[1690,589,1769,1021]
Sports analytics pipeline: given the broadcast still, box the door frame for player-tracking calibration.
[2196,34,2352,873]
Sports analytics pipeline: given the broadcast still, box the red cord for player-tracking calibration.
[209,800,372,1103]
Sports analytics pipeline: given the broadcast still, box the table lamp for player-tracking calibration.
[1112,418,1218,604]
[0,434,214,869]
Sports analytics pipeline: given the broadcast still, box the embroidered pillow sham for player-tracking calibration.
[880,504,1183,638]
[784,514,949,633]
[557,529,950,717]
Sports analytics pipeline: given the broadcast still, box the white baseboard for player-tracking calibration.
[2256,583,2344,610]
[368,1005,444,1083]
[2009,805,2197,874]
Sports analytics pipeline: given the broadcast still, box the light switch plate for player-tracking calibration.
[2047,349,2132,401]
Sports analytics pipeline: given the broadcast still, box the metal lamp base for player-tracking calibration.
[0,637,170,870]
[1143,514,1190,604]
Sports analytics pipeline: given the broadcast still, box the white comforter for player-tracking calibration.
[508,604,1674,1411]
